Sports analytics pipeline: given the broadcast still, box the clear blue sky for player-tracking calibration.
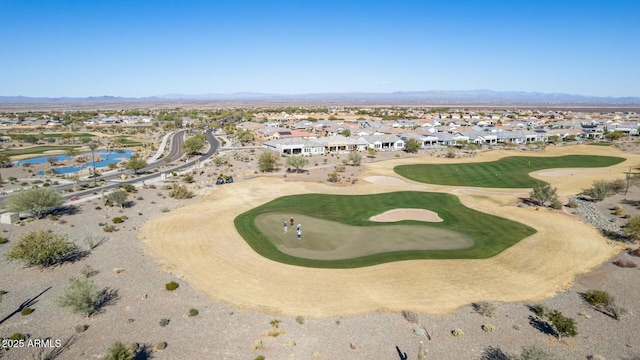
[1,0,638,97]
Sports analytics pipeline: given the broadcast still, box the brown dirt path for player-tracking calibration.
[139,145,633,317]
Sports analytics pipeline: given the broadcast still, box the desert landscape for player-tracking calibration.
[2,140,640,359]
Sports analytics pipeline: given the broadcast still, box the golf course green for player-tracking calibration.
[394,155,625,188]
[234,191,536,268]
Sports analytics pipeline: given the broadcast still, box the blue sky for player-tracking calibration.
[1,0,638,97]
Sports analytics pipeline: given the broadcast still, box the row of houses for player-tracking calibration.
[261,123,619,156]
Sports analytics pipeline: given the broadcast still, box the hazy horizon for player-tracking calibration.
[2,0,638,98]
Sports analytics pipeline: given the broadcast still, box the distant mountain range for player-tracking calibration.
[1,90,639,105]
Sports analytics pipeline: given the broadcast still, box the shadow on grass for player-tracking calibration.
[0,286,51,325]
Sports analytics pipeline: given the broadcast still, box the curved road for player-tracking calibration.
[59,129,219,200]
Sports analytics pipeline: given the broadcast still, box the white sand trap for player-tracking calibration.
[364,176,418,187]
[369,208,443,222]
[537,169,610,177]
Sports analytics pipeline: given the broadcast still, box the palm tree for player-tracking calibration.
[88,142,99,184]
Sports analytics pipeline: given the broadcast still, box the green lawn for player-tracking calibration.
[234,191,536,268]
[394,155,625,188]
[0,145,83,156]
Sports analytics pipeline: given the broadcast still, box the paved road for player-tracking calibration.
[0,129,220,207]
[59,129,219,200]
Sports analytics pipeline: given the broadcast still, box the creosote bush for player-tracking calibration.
[188,308,199,317]
[169,184,194,199]
[5,229,78,268]
[584,290,614,307]
[295,316,305,325]
[159,318,170,327]
[451,329,464,337]
[105,341,134,360]
[165,281,179,291]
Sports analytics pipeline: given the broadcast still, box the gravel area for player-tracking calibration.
[1,146,640,359]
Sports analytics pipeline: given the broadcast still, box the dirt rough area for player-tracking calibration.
[2,143,640,359]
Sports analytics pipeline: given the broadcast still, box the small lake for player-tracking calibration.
[14,149,134,175]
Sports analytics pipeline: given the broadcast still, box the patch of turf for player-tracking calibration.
[235,191,536,268]
[0,146,84,156]
[394,155,625,188]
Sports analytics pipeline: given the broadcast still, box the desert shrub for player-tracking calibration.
[327,172,339,183]
[136,196,143,201]
[0,237,7,244]
[169,184,193,199]
[473,301,496,317]
[529,183,558,207]
[482,324,494,333]
[183,175,194,183]
[610,178,626,193]
[21,306,33,315]
[103,225,117,232]
[550,200,563,210]
[451,329,464,337]
[624,215,640,240]
[159,318,170,327]
[481,346,510,360]
[514,344,556,360]
[95,206,102,210]
[582,180,614,201]
[155,342,167,350]
[105,341,134,360]
[547,310,577,338]
[605,303,626,320]
[254,356,265,360]
[165,281,179,291]
[107,190,128,209]
[56,278,103,316]
[10,333,26,341]
[120,184,137,193]
[295,316,305,325]
[401,310,419,324]
[6,186,63,218]
[270,319,281,328]
[612,259,637,268]
[188,308,199,316]
[531,304,547,317]
[5,229,78,268]
[112,217,124,224]
[160,207,170,212]
[75,324,88,333]
[584,290,614,307]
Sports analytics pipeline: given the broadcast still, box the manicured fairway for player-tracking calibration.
[394,155,625,188]
[234,191,536,268]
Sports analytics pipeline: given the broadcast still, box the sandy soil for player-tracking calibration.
[139,144,633,317]
[2,143,640,359]
[369,208,443,222]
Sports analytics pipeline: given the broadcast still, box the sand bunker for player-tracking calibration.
[369,208,443,222]
[537,169,610,177]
